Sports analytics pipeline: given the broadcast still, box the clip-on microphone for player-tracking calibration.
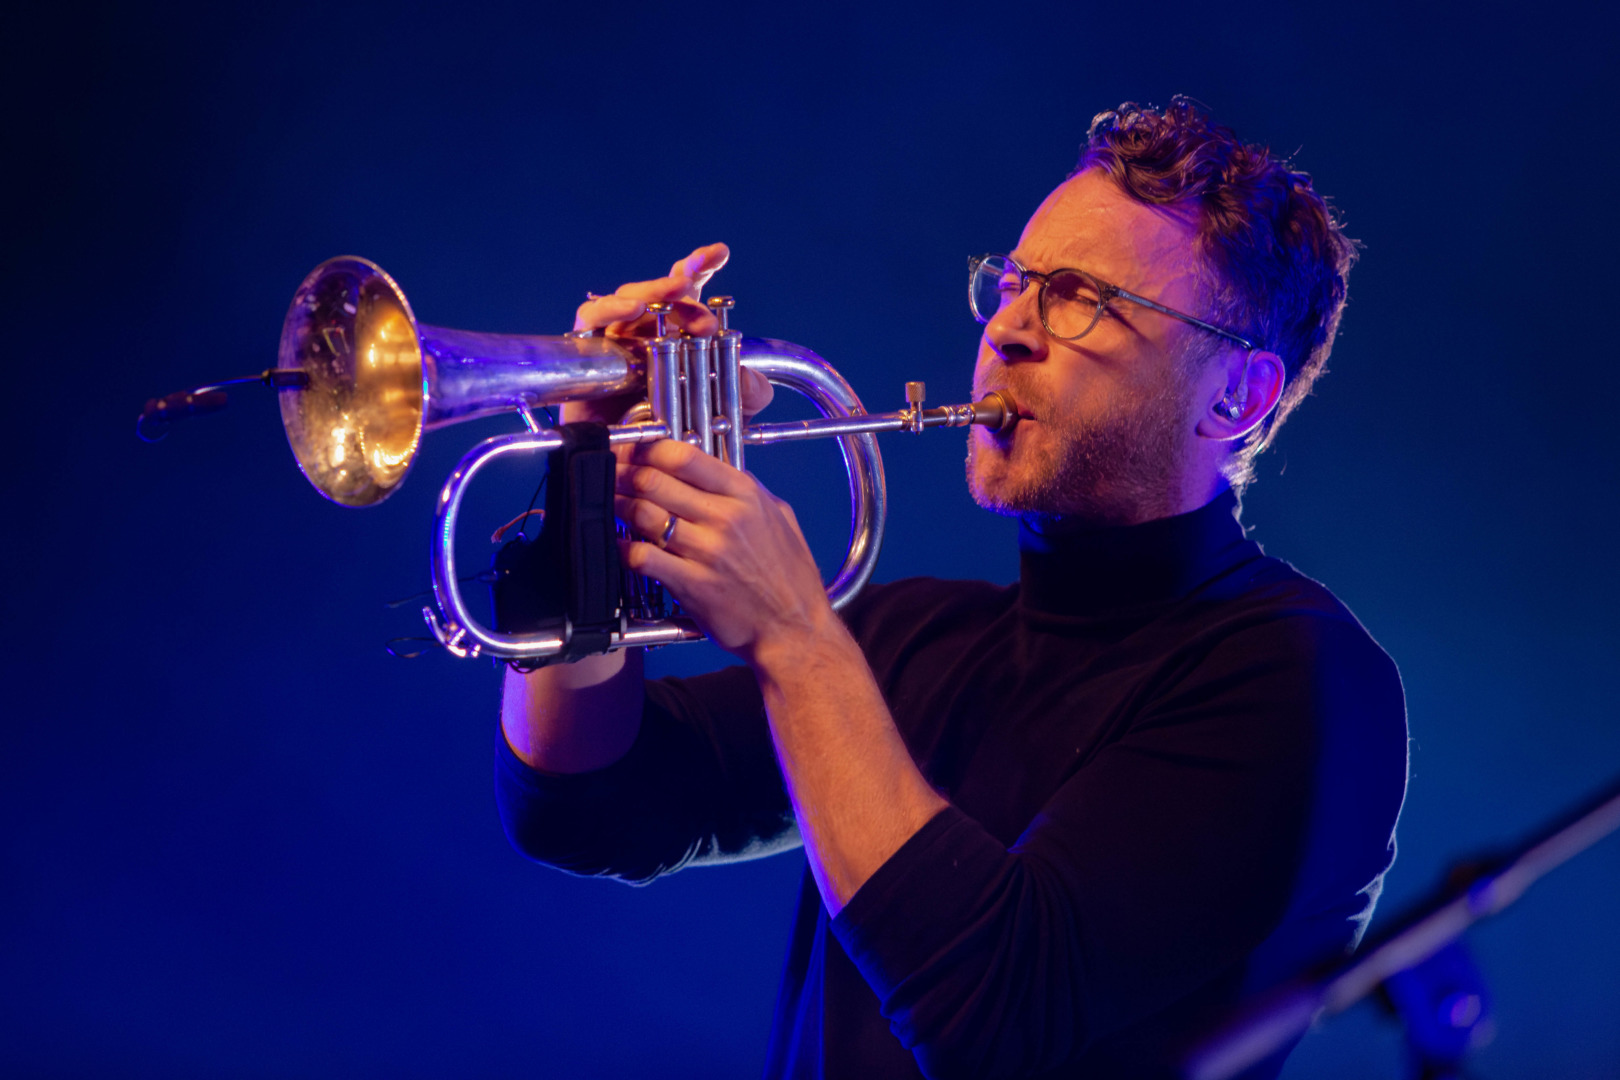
[137,368,310,443]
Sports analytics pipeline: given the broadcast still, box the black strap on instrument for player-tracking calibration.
[489,422,621,666]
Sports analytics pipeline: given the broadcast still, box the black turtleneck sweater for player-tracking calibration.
[495,491,1408,1079]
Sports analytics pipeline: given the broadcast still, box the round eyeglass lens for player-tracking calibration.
[970,257,1016,324]
[1040,270,1104,339]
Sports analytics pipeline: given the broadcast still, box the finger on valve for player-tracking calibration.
[574,243,729,335]
[564,243,734,424]
[577,281,713,338]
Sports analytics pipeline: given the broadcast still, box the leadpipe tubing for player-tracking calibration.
[745,397,1013,445]
[599,395,1012,446]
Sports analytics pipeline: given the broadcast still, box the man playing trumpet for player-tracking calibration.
[496,97,1408,1079]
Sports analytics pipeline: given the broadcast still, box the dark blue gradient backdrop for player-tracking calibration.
[5,2,1617,1076]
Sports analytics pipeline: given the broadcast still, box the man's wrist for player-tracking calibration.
[748,605,858,689]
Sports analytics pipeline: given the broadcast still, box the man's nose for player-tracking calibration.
[984,288,1046,364]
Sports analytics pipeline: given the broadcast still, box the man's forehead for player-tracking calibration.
[1011,170,1199,290]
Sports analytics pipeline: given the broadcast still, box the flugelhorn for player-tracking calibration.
[259,255,1017,662]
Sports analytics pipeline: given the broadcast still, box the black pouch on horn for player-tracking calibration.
[489,422,621,665]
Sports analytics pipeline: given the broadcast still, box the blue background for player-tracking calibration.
[4,1,1617,1076]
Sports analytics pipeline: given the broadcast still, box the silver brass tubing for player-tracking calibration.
[745,398,1012,445]
[715,329,745,469]
[736,337,885,611]
[684,336,715,454]
[431,428,570,660]
[607,420,674,445]
[748,413,909,443]
[421,325,638,430]
[617,618,705,648]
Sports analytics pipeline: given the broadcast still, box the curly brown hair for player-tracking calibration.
[1075,96,1358,488]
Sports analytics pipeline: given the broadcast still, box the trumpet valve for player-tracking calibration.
[646,301,673,338]
[706,295,735,333]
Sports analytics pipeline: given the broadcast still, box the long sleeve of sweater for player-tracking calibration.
[496,664,795,883]
[826,614,1407,1079]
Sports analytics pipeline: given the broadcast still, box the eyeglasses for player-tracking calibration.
[968,254,1256,351]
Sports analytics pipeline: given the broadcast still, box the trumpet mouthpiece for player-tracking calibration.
[974,390,1020,434]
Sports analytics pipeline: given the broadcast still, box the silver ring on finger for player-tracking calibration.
[656,513,679,550]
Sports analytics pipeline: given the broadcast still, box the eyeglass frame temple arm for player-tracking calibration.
[1103,283,1257,352]
[969,254,1257,352]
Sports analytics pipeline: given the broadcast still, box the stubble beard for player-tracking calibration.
[966,362,1198,527]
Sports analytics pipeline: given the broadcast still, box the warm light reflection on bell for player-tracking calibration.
[278,258,427,507]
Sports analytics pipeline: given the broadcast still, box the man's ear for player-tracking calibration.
[1197,349,1285,442]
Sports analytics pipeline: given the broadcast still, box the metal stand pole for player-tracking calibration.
[1181,771,1620,1080]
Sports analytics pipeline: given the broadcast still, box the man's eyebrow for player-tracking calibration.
[1011,250,1091,276]
[1007,250,1047,273]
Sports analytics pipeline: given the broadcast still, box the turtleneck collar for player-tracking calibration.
[1017,488,1256,618]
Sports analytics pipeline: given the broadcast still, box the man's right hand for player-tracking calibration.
[502,244,770,774]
